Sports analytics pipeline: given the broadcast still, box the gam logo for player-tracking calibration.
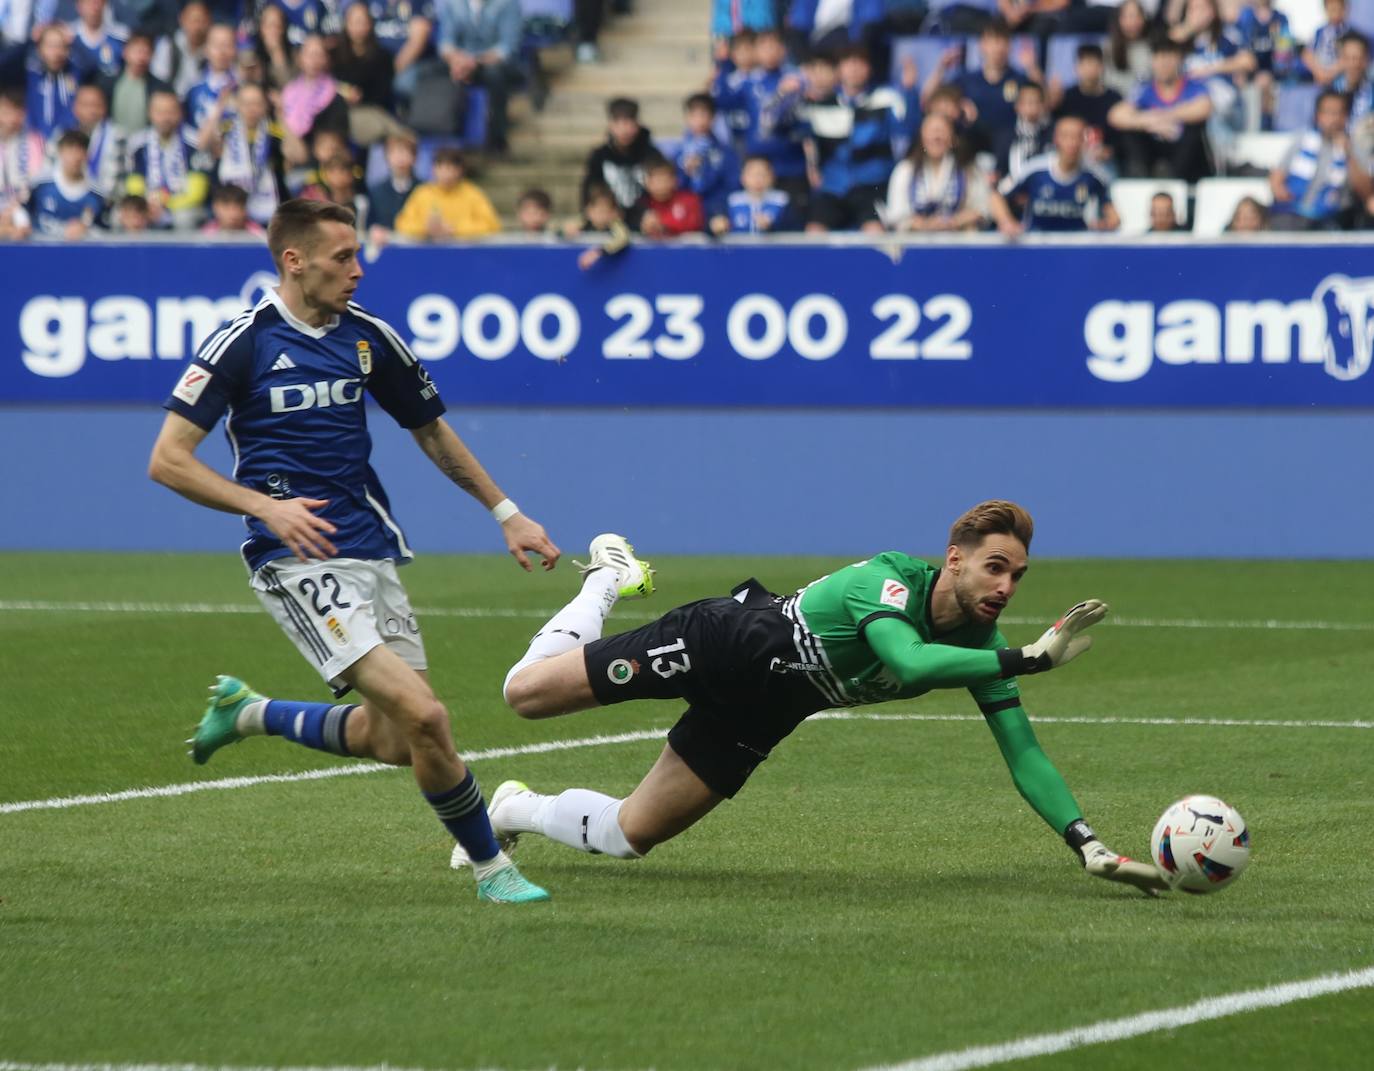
[1083,274,1374,384]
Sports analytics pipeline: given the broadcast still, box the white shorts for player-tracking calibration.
[251,557,428,696]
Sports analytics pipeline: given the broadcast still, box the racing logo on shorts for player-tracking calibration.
[607,658,638,685]
[880,580,910,610]
[356,340,373,375]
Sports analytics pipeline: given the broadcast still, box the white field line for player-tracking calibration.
[2,712,1369,819]
[2,599,1372,633]
[860,964,1374,1071]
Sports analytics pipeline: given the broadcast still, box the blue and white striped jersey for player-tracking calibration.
[163,290,446,571]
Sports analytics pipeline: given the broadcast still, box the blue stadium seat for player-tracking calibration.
[1349,0,1374,37]
[1275,83,1319,132]
[1045,35,1106,89]
[889,35,967,86]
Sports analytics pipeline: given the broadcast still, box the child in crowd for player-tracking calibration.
[568,185,631,270]
[631,156,704,236]
[200,183,267,236]
[711,154,792,234]
[394,147,500,240]
[115,193,152,233]
[29,130,105,237]
[674,93,740,217]
[516,188,555,233]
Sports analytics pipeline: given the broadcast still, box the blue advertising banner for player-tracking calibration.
[5,240,1374,406]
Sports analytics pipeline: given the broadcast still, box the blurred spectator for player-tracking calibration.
[674,93,740,217]
[102,30,169,136]
[804,44,911,233]
[152,0,211,99]
[1,88,42,237]
[991,115,1118,233]
[575,0,614,63]
[928,19,1037,144]
[203,82,290,225]
[718,29,808,202]
[925,0,996,36]
[185,24,238,132]
[785,1,886,58]
[886,113,988,231]
[113,192,150,232]
[393,146,499,239]
[712,0,777,40]
[1148,189,1178,230]
[631,155,704,236]
[236,47,267,88]
[1270,89,1371,231]
[1108,37,1212,182]
[1331,31,1373,146]
[1105,0,1153,100]
[1170,0,1254,167]
[200,182,267,236]
[281,35,347,140]
[436,0,522,153]
[288,126,350,192]
[1304,0,1351,86]
[27,24,79,141]
[860,1,931,84]
[998,0,1072,39]
[515,186,553,232]
[255,2,297,89]
[711,153,794,234]
[70,83,121,197]
[712,30,757,142]
[303,152,370,227]
[582,97,656,212]
[125,89,210,229]
[569,185,630,270]
[28,129,105,237]
[1236,1,1297,130]
[332,3,413,146]
[1225,193,1268,231]
[994,79,1052,179]
[275,0,340,47]
[366,130,416,234]
[68,0,127,82]
[365,0,437,105]
[1054,43,1122,174]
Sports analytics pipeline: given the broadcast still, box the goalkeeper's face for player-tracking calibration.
[950,534,1029,625]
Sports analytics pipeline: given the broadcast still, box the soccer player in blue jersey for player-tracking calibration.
[148,198,560,905]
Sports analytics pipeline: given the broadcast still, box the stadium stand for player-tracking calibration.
[1192,176,1273,236]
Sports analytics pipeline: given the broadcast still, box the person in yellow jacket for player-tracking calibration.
[394,148,501,240]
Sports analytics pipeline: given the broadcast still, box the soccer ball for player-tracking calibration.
[1150,795,1251,894]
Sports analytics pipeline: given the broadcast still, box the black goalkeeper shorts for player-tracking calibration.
[583,580,830,797]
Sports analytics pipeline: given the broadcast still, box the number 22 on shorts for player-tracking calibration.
[647,638,691,679]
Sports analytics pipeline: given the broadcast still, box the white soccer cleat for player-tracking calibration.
[575,533,655,599]
[449,779,537,870]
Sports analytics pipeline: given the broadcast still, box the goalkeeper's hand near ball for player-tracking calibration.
[997,599,1109,677]
[1065,819,1170,896]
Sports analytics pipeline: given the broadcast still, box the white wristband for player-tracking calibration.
[491,498,520,523]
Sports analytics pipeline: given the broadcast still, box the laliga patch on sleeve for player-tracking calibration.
[880,580,910,610]
[172,365,213,405]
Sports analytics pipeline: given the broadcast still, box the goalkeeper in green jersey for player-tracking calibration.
[454,500,1166,895]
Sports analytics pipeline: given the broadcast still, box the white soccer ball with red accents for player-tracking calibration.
[1150,795,1251,894]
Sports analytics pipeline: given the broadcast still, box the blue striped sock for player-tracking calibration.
[263,700,354,756]
[424,772,500,863]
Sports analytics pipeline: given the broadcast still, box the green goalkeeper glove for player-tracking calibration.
[998,599,1109,677]
[1065,819,1169,896]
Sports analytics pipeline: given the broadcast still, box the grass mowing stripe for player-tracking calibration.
[0,1064,451,1071]
[3,712,1369,818]
[861,964,1374,1071]
[3,600,1373,634]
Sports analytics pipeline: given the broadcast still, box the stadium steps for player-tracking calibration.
[482,0,712,220]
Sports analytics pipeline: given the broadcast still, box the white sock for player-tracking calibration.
[502,568,621,698]
[235,699,268,736]
[529,788,641,859]
[470,849,513,882]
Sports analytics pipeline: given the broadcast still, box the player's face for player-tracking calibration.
[948,534,1029,625]
[295,221,363,314]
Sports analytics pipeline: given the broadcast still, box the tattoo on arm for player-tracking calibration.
[437,452,482,495]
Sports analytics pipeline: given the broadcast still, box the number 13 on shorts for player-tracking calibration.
[648,638,691,679]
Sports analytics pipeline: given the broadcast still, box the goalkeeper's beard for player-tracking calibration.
[953,573,1001,623]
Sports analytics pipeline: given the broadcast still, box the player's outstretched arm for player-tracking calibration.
[409,417,561,572]
[999,599,1109,676]
[149,412,338,560]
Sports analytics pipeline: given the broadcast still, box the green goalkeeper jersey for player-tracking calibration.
[789,552,1020,711]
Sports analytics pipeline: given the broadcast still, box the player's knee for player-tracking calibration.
[503,669,549,719]
[396,696,450,743]
[615,814,664,857]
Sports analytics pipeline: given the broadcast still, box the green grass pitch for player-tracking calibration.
[2,552,1373,1070]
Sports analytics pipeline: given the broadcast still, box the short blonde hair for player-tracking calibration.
[948,500,1034,551]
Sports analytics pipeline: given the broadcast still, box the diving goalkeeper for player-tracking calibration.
[456,500,1167,895]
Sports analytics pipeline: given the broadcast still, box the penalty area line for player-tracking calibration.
[1,712,1367,818]
[858,964,1374,1071]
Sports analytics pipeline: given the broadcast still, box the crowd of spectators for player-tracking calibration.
[1,0,1372,245]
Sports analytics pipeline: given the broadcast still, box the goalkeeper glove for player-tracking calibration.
[998,599,1108,677]
[1064,819,1169,896]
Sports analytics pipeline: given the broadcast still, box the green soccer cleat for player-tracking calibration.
[575,533,655,599]
[188,674,262,765]
[476,862,550,904]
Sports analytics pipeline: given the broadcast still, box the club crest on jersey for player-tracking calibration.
[880,580,910,610]
[356,340,373,375]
